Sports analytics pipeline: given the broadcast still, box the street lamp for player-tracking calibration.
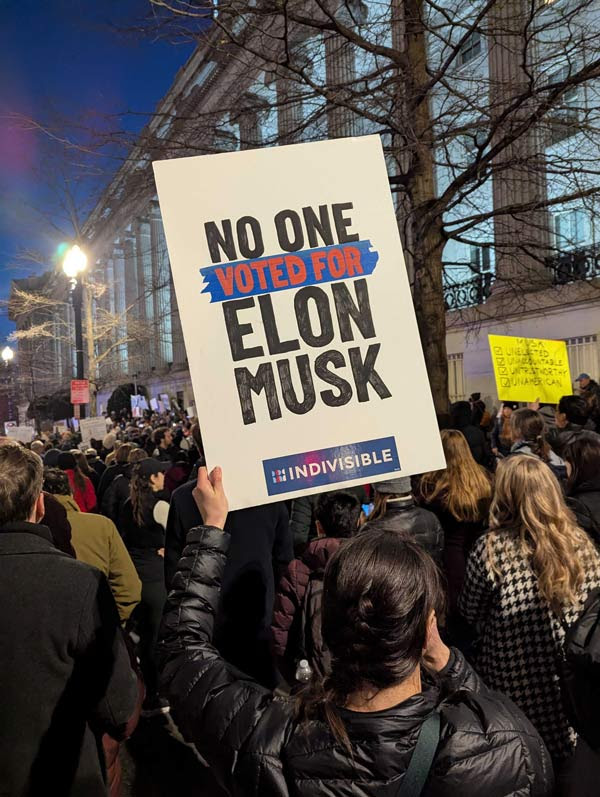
[62,245,88,383]
[1,344,17,424]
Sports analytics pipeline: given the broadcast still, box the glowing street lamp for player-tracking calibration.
[62,244,88,280]
[62,245,88,390]
[1,345,14,365]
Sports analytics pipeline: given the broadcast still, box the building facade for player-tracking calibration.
[78,1,600,414]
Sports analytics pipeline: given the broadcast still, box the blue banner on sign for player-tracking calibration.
[263,436,400,496]
[200,240,379,303]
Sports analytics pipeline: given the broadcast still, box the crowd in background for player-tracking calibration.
[1,371,600,795]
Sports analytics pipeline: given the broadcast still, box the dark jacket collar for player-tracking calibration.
[0,521,54,544]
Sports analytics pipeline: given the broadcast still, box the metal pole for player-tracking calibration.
[72,278,85,420]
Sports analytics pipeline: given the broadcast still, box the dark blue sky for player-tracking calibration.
[0,0,192,340]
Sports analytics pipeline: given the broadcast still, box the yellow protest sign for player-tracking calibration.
[489,334,572,404]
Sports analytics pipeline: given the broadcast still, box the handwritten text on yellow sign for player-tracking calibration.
[489,334,572,404]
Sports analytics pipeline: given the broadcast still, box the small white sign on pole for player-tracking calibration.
[154,136,445,510]
[80,417,108,448]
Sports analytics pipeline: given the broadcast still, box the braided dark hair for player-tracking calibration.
[296,530,444,751]
[510,408,551,462]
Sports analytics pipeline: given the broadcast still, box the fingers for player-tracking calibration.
[197,465,210,491]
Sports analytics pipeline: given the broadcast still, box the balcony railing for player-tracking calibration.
[444,272,493,311]
[547,246,600,285]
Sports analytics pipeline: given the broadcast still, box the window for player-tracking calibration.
[546,66,581,145]
[566,336,599,383]
[553,208,588,250]
[448,353,466,402]
[470,245,491,272]
[459,32,482,66]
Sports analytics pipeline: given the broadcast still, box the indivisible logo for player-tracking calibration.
[271,469,287,484]
[263,437,401,496]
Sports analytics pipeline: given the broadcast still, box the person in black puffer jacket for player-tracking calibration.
[362,477,444,565]
[564,432,600,544]
[159,467,554,797]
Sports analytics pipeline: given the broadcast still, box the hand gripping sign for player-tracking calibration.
[154,136,445,510]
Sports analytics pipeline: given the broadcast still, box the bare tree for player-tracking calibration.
[111,0,600,410]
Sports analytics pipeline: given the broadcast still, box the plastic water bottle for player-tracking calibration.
[295,659,313,683]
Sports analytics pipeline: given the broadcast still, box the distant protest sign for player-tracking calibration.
[489,334,572,404]
[154,136,445,510]
[80,417,108,447]
[6,425,34,444]
[70,379,90,405]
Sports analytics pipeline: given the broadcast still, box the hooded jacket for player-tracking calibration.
[159,527,554,797]
[54,494,141,623]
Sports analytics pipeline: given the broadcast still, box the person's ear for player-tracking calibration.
[34,492,45,524]
[423,609,436,651]
[315,519,325,538]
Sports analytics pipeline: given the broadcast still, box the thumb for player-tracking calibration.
[209,466,223,493]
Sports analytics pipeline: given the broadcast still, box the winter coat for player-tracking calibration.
[568,477,600,544]
[65,468,97,513]
[120,492,169,584]
[547,423,600,458]
[97,462,129,505]
[54,494,141,623]
[362,498,445,564]
[164,480,293,686]
[459,531,600,761]
[419,493,489,614]
[102,470,132,523]
[159,526,554,797]
[449,408,492,466]
[271,537,341,678]
[0,521,138,796]
[42,491,76,556]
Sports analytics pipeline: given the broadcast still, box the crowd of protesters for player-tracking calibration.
[1,372,600,795]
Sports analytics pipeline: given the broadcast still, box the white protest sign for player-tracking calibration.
[154,136,445,510]
[6,425,34,444]
[80,417,108,447]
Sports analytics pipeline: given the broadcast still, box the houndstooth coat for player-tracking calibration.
[459,531,600,762]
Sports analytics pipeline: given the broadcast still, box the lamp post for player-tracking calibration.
[63,245,88,382]
[1,345,17,425]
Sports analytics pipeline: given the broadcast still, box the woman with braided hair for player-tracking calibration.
[158,467,553,796]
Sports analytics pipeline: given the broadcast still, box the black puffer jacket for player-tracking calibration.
[159,527,554,797]
[362,498,444,564]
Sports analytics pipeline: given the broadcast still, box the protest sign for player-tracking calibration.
[489,334,573,404]
[150,398,159,412]
[80,417,108,447]
[154,135,445,510]
[160,393,171,411]
[70,379,89,405]
[6,425,34,443]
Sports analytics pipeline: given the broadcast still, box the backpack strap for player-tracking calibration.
[393,711,441,797]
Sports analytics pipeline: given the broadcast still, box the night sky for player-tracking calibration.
[0,0,192,340]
